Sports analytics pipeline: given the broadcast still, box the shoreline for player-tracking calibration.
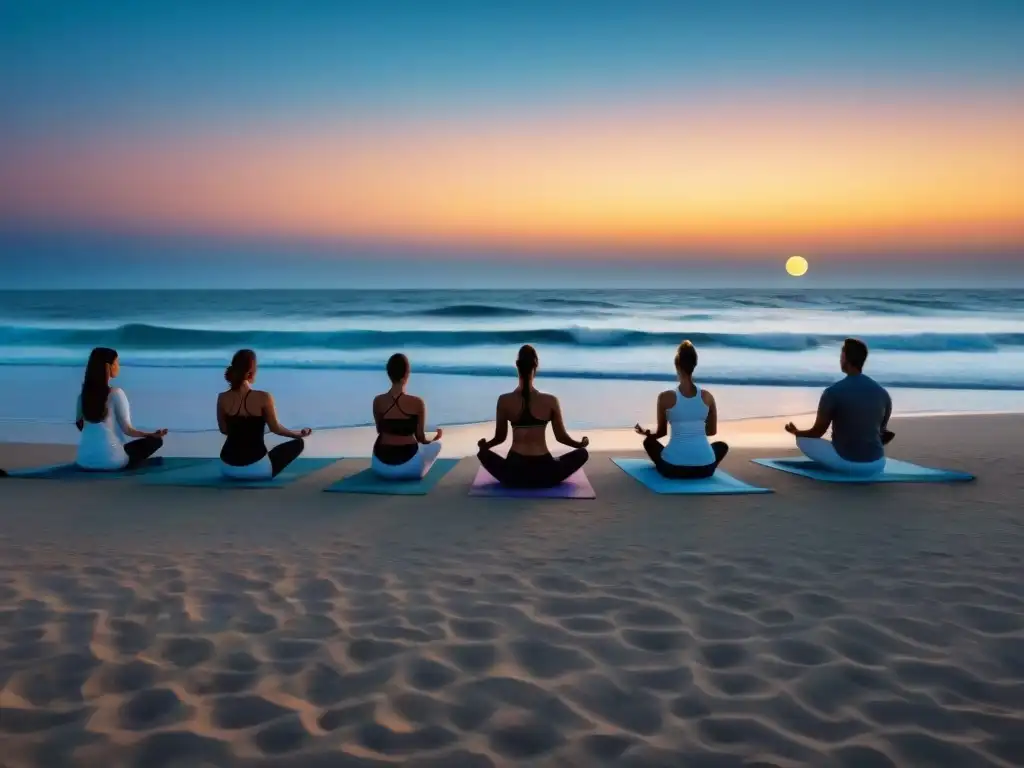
[3,364,1024,448]
[2,408,1021,461]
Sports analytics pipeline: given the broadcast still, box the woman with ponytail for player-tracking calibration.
[217,349,310,479]
[75,347,167,471]
[477,344,589,488]
[633,340,728,479]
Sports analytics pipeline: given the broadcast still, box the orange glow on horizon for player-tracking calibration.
[2,94,1022,254]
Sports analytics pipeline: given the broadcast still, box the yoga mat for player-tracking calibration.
[139,457,339,489]
[6,457,205,481]
[324,458,459,495]
[468,467,595,499]
[612,458,772,495]
[752,457,974,484]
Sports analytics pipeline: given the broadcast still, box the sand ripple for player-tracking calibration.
[2,524,1023,767]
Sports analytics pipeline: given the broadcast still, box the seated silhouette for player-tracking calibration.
[371,353,442,480]
[785,338,894,475]
[75,347,167,471]
[635,340,728,479]
[477,345,589,488]
[218,349,310,479]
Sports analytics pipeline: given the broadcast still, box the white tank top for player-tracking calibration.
[76,389,131,470]
[661,385,715,466]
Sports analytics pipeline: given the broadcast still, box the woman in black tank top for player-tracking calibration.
[477,345,589,488]
[217,350,311,478]
[371,354,442,479]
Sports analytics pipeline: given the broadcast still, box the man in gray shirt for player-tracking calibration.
[785,338,893,474]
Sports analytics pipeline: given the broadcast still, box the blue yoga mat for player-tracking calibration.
[139,457,339,489]
[612,458,772,495]
[752,457,974,484]
[6,457,205,481]
[324,458,459,495]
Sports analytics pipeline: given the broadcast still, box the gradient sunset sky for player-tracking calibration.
[1,1,1022,287]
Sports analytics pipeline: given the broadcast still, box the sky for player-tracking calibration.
[1,1,1023,287]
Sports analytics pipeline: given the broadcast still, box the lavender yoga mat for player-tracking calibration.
[469,467,596,499]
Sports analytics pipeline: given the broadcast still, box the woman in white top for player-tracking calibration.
[634,340,728,479]
[75,347,167,471]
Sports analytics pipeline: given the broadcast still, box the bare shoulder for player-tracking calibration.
[658,389,676,406]
[405,394,426,412]
[701,387,715,405]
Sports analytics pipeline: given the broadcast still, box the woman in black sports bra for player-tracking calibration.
[477,345,589,488]
[217,349,311,479]
[371,353,443,479]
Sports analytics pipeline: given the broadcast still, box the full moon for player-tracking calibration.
[785,255,809,277]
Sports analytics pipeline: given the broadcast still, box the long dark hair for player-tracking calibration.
[225,349,256,390]
[81,347,117,423]
[516,344,538,409]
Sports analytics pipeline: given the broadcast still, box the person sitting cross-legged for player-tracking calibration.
[371,353,443,480]
[477,345,589,488]
[785,337,894,476]
[634,340,728,479]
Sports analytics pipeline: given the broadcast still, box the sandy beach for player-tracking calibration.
[1,412,1022,767]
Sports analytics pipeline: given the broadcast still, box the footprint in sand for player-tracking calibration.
[770,637,833,666]
[357,722,458,756]
[210,695,294,730]
[253,715,311,755]
[564,674,662,735]
[580,733,636,761]
[532,574,589,594]
[87,659,159,695]
[509,638,594,679]
[622,629,690,653]
[185,669,258,696]
[406,657,458,691]
[158,636,215,668]
[302,662,395,707]
[623,666,693,692]
[489,719,565,759]
[348,638,406,665]
[558,616,614,634]
[618,605,683,628]
[391,691,445,724]
[699,641,749,670]
[449,618,501,641]
[108,618,152,655]
[131,732,231,768]
[0,706,91,735]
[317,701,376,732]
[118,687,188,731]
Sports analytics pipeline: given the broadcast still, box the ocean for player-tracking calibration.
[1,288,1023,438]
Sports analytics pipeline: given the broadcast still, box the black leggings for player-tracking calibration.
[124,436,164,469]
[477,447,589,489]
[643,435,729,479]
[268,438,305,478]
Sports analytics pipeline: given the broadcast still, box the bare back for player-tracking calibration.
[373,392,424,446]
[219,388,268,418]
[499,390,556,456]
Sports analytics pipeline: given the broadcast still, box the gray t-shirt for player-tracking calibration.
[820,374,892,462]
